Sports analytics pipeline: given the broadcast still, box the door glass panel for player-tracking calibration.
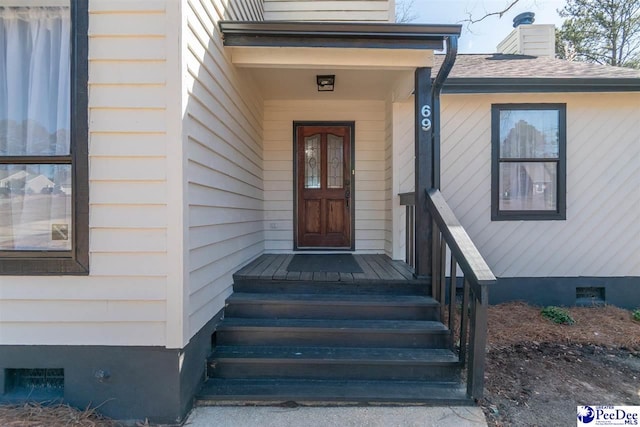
[304,134,321,189]
[327,134,343,189]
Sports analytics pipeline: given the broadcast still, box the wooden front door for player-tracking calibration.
[295,124,353,249]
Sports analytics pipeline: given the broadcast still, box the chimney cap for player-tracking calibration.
[513,12,535,27]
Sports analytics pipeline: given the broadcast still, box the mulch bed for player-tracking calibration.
[486,302,640,350]
[482,302,640,427]
[0,402,123,427]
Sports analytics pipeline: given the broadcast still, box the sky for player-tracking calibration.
[410,0,567,53]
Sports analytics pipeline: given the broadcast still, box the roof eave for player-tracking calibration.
[219,21,462,50]
[442,77,640,93]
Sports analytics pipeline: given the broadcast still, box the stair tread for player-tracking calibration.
[233,280,427,295]
[197,378,470,404]
[211,346,458,363]
[227,293,438,305]
[218,318,448,331]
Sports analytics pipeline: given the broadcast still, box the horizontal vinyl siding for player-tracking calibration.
[441,92,640,278]
[496,29,519,55]
[497,25,555,57]
[396,99,414,194]
[263,100,387,253]
[0,0,170,346]
[263,0,392,22]
[391,98,414,260]
[185,0,264,339]
[384,100,393,256]
[520,26,555,57]
[211,0,264,21]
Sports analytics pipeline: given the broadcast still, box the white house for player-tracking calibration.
[0,0,638,424]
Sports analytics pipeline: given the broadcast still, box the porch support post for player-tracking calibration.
[414,67,433,278]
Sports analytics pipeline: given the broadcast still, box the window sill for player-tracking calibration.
[0,257,89,275]
[491,211,566,221]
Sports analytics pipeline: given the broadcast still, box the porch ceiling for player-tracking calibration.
[244,68,414,101]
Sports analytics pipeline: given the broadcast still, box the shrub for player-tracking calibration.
[541,306,575,325]
[633,309,640,322]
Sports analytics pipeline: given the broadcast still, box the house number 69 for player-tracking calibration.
[421,105,432,131]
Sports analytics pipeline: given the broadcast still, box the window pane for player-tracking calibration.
[0,164,72,250]
[304,134,321,189]
[499,110,559,159]
[499,162,557,211]
[0,6,71,156]
[327,134,343,189]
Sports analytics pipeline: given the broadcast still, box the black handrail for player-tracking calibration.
[399,189,495,401]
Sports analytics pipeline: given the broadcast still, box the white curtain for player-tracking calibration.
[0,7,71,251]
[0,7,71,156]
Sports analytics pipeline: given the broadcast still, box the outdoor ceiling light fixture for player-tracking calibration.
[316,74,335,92]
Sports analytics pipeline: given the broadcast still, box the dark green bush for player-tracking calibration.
[541,306,575,325]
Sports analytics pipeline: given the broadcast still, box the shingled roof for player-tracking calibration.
[435,54,640,93]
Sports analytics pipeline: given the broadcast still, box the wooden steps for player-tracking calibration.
[209,346,460,381]
[198,379,470,405]
[225,293,439,320]
[232,279,428,296]
[197,273,469,405]
[217,318,450,348]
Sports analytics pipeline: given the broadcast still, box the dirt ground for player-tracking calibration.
[1,302,639,427]
[482,302,640,427]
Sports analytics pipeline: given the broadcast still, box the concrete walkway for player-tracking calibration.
[186,406,488,427]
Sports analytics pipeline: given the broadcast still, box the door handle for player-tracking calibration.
[345,190,350,208]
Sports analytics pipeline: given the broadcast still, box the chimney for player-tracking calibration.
[496,12,555,57]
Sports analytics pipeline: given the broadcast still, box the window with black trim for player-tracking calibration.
[0,0,88,274]
[491,103,566,221]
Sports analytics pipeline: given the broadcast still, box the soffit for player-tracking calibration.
[230,47,434,70]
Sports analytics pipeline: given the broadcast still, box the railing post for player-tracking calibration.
[407,205,414,268]
[448,256,457,349]
[459,278,470,368]
[438,237,446,321]
[405,206,410,267]
[431,219,439,299]
[466,285,488,401]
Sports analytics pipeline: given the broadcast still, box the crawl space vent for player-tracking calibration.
[6,368,64,397]
[576,287,605,306]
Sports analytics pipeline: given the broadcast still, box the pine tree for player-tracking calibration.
[557,0,640,68]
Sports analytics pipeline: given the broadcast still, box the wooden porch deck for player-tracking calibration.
[234,254,424,283]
